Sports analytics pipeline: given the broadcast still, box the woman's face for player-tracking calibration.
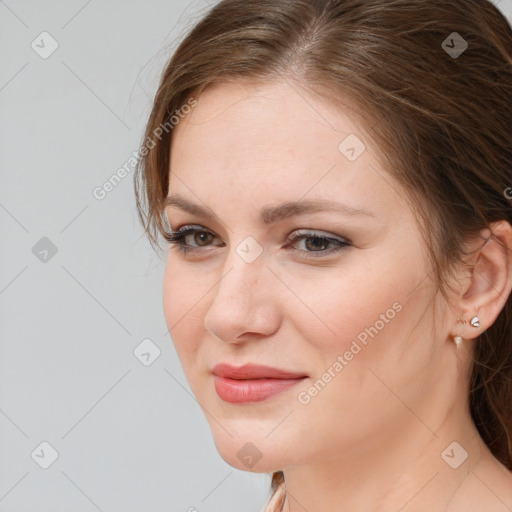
[163,79,454,473]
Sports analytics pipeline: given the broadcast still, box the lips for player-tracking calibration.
[211,363,308,403]
[212,363,307,380]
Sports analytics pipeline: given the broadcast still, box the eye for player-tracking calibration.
[162,225,351,258]
[286,229,351,258]
[162,225,223,254]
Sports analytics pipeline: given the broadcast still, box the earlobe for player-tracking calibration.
[454,220,512,340]
[451,315,480,348]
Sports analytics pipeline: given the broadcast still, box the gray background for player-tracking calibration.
[0,1,511,511]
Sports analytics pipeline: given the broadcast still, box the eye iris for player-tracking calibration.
[305,236,328,251]
[195,232,211,246]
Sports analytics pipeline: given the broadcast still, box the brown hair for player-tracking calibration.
[134,0,512,509]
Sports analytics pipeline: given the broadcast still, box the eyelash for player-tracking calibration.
[162,225,351,259]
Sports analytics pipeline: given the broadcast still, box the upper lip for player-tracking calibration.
[211,363,307,380]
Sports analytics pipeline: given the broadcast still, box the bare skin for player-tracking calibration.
[162,78,512,511]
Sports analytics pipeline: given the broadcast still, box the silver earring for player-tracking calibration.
[470,316,480,328]
[454,336,463,347]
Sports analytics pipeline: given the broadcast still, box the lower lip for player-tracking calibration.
[213,375,307,403]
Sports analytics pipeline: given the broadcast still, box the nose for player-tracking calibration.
[203,247,281,344]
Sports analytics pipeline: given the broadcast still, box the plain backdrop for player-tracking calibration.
[0,1,511,511]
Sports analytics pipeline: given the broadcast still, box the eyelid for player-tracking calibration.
[287,228,351,245]
[166,224,349,241]
[163,224,351,258]
[163,224,224,246]
[164,225,349,244]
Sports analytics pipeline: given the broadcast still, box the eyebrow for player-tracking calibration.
[163,194,375,225]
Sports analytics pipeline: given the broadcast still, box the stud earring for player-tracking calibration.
[454,314,480,347]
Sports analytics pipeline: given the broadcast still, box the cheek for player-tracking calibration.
[283,261,410,353]
[162,256,206,364]
[292,270,435,432]
[289,255,431,411]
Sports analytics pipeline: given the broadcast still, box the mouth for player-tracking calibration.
[211,363,308,404]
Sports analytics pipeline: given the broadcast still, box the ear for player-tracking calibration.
[452,220,512,340]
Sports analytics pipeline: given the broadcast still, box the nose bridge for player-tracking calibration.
[204,238,278,341]
[216,238,266,303]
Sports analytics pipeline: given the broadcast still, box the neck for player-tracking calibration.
[280,398,486,511]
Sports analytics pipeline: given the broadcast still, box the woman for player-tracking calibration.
[134,0,512,510]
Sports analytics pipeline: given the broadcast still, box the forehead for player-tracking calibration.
[167,79,403,219]
[171,79,365,155]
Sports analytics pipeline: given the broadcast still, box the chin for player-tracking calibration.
[207,425,289,473]
[215,438,284,473]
